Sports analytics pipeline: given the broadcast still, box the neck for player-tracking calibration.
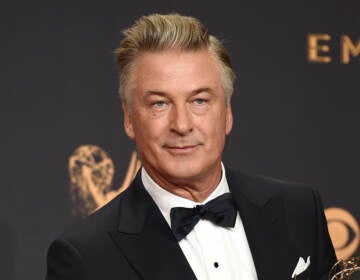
[144,163,223,203]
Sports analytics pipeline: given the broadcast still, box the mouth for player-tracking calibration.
[163,144,199,155]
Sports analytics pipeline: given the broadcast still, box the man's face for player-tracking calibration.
[123,50,233,187]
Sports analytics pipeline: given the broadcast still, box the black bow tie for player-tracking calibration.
[170,193,237,241]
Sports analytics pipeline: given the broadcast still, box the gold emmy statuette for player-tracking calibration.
[69,145,141,216]
[329,257,360,280]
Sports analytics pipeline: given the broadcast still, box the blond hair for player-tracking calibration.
[114,13,235,107]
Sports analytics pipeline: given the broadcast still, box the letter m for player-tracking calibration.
[341,35,360,64]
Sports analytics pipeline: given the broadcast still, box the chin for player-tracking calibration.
[161,162,208,181]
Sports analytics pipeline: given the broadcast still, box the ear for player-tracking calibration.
[122,101,135,140]
[225,103,233,135]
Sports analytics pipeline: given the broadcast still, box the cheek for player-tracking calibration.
[133,116,167,144]
[200,111,228,145]
[198,119,226,143]
[209,109,228,132]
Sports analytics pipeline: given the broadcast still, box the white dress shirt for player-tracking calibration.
[142,164,258,280]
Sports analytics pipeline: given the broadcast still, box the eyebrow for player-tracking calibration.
[145,91,167,98]
[145,87,215,98]
[192,87,215,95]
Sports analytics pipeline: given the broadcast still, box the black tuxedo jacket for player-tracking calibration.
[46,169,336,280]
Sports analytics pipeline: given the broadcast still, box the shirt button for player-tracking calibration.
[214,262,219,268]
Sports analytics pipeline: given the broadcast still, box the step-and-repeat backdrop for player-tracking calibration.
[1,1,359,279]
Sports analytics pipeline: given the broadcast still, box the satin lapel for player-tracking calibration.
[109,173,196,280]
[227,169,293,280]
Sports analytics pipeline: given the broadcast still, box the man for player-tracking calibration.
[46,14,336,279]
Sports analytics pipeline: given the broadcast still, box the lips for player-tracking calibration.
[163,144,199,155]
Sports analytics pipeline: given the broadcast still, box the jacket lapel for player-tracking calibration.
[109,172,196,280]
[227,169,294,280]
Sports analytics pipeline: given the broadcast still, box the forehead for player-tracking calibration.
[130,50,223,94]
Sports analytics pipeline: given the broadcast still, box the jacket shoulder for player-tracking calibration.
[227,168,317,205]
[58,187,131,247]
[46,187,139,279]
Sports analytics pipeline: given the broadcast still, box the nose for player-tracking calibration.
[170,103,193,136]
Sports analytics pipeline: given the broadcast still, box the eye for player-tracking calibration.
[151,100,167,108]
[192,98,207,105]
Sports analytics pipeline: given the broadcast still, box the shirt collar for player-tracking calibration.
[141,163,230,226]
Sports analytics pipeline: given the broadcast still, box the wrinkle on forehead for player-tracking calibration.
[131,50,223,97]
